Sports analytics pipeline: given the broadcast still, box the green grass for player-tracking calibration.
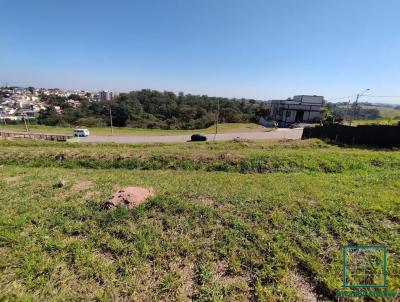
[350,106,400,125]
[0,138,399,174]
[370,106,400,120]
[0,139,399,301]
[352,119,399,126]
[0,123,267,136]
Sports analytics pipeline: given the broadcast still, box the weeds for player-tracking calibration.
[0,139,399,300]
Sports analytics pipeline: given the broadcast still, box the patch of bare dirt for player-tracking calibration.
[4,176,20,183]
[83,191,94,200]
[215,202,233,211]
[71,180,93,192]
[288,270,319,302]
[278,138,294,143]
[1,137,14,141]
[233,137,252,143]
[135,152,146,159]
[380,218,397,230]
[103,186,154,209]
[61,235,87,245]
[218,152,242,160]
[177,262,195,301]
[209,261,254,300]
[308,198,317,206]
[93,250,115,266]
[194,196,214,206]
[165,259,198,301]
[211,261,251,286]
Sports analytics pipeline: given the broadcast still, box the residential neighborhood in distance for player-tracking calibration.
[0,85,117,122]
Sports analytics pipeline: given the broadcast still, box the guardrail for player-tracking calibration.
[0,131,73,141]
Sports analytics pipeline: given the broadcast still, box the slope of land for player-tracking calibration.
[0,123,266,136]
[0,139,399,301]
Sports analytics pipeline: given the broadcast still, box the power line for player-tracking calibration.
[326,94,400,102]
[325,95,357,102]
[363,95,400,98]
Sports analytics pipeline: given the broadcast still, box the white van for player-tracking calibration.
[73,128,90,137]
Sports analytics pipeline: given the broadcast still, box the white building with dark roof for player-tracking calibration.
[270,95,325,126]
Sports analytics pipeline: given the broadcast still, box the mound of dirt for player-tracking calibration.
[103,187,153,209]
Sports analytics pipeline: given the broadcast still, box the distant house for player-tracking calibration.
[270,95,325,127]
[66,99,80,108]
[24,111,36,118]
[54,106,62,114]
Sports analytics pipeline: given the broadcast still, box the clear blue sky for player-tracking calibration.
[1,0,400,103]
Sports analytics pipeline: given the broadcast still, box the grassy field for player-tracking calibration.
[0,138,399,301]
[369,106,400,120]
[0,123,267,136]
[352,119,399,126]
[349,105,400,125]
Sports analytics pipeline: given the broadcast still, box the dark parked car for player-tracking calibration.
[191,134,207,141]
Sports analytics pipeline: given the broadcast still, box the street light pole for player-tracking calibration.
[109,107,114,136]
[349,89,370,126]
[349,94,359,126]
[23,114,29,132]
[213,99,220,142]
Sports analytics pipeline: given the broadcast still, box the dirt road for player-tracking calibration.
[80,128,303,143]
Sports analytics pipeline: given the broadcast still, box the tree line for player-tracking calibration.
[38,90,270,129]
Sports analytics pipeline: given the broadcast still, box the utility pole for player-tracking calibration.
[213,99,220,142]
[343,100,351,125]
[109,107,114,136]
[349,94,359,126]
[23,115,29,132]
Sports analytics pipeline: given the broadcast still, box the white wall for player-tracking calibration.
[293,95,324,104]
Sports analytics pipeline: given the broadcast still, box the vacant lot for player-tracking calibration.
[0,123,266,136]
[0,139,399,301]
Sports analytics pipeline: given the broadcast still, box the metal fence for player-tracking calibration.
[302,124,400,148]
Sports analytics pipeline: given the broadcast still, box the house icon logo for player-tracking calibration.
[336,245,397,298]
[342,245,387,288]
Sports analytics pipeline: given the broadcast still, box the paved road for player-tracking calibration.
[80,128,303,144]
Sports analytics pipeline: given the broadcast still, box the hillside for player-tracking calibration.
[0,139,399,301]
[36,90,269,130]
[0,123,265,137]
